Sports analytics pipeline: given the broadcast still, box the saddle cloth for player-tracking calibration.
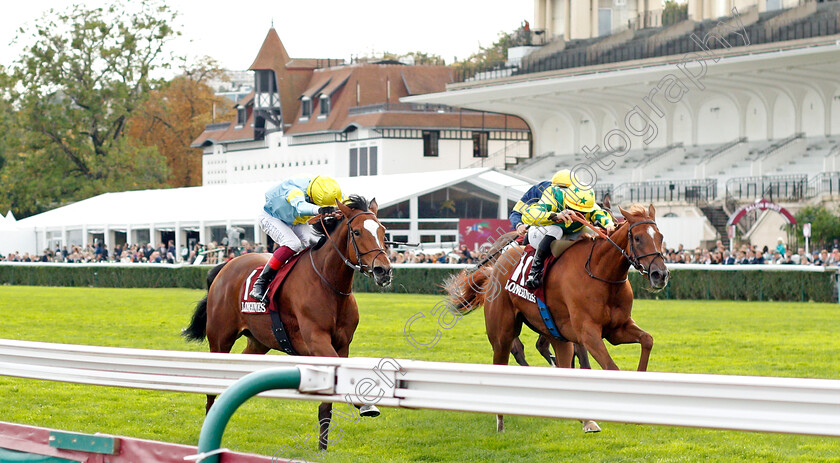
[240,252,305,314]
[505,245,559,303]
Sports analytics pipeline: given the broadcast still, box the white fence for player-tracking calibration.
[1,339,839,437]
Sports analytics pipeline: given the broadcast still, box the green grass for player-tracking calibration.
[0,286,839,462]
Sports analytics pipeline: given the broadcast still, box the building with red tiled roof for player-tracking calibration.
[192,28,532,185]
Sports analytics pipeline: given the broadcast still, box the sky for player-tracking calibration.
[0,0,534,71]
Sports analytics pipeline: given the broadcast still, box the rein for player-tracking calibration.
[307,210,387,296]
[568,213,664,284]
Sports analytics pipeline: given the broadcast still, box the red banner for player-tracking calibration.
[458,219,512,252]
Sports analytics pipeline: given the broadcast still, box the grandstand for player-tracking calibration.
[404,0,840,249]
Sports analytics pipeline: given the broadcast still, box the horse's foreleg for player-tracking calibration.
[577,322,619,370]
[548,339,573,368]
[606,321,653,372]
[510,337,529,366]
[318,402,333,451]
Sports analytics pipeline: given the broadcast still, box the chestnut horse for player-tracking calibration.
[183,195,392,450]
[445,204,669,432]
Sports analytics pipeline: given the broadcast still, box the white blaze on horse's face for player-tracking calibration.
[363,219,383,248]
[647,226,656,240]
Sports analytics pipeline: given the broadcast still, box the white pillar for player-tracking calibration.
[199,221,207,248]
[498,188,509,220]
[126,224,133,246]
[61,226,68,249]
[409,195,420,244]
[104,225,112,260]
[82,224,89,249]
[591,0,599,38]
[150,223,156,247]
[174,221,182,263]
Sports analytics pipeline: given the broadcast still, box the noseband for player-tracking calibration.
[585,219,665,284]
[310,210,388,296]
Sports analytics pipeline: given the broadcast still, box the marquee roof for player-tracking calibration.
[17,168,533,230]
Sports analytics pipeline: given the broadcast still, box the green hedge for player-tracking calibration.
[0,264,837,302]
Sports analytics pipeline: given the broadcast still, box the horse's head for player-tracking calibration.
[336,195,393,287]
[617,204,669,290]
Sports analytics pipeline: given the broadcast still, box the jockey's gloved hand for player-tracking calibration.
[318,206,336,215]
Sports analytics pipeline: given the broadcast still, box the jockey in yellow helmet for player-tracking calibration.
[249,175,343,301]
[509,169,576,236]
[521,183,615,289]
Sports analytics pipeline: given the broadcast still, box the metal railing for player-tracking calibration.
[453,6,839,83]
[809,171,840,197]
[725,174,809,202]
[614,179,717,205]
[347,103,457,116]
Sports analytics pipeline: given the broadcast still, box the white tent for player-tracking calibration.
[0,214,36,257]
[10,168,533,258]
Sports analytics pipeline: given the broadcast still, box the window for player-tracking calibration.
[359,147,368,176]
[255,70,277,93]
[236,107,246,126]
[472,131,488,157]
[301,98,312,119]
[349,146,378,177]
[423,130,439,157]
[369,146,377,175]
[349,148,358,177]
[319,94,330,116]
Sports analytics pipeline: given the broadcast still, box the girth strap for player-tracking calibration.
[269,310,298,355]
[537,296,569,342]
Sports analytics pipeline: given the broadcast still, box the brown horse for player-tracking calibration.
[445,204,668,432]
[183,195,392,450]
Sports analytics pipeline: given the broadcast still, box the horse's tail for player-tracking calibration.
[182,262,228,342]
[444,231,518,315]
[443,267,491,315]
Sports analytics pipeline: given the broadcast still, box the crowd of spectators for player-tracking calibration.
[663,239,840,266]
[5,237,840,267]
[0,240,265,264]
[387,244,484,264]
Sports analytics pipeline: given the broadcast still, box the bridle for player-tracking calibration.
[576,215,665,285]
[309,210,388,296]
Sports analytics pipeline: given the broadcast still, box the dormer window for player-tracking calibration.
[236,107,246,126]
[319,94,330,117]
[301,97,312,119]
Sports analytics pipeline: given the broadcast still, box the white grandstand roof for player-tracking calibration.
[17,168,531,230]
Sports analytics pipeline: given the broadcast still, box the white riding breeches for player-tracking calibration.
[258,210,320,252]
[528,224,594,249]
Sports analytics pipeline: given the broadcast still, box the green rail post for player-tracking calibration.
[196,367,302,463]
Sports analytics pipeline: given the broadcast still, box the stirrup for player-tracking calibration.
[249,283,267,302]
[525,273,541,290]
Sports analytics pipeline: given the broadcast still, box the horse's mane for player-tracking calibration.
[623,204,648,217]
[311,194,369,237]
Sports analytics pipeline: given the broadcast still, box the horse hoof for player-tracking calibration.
[359,404,380,417]
[496,415,505,433]
[583,420,601,433]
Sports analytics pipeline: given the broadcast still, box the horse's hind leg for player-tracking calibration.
[204,324,242,414]
[535,334,556,366]
[510,337,528,366]
[574,343,591,369]
[485,297,516,432]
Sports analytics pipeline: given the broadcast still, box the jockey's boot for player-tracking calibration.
[249,246,295,302]
[525,236,556,290]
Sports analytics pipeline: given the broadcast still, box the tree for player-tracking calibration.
[794,205,840,249]
[662,0,689,27]
[452,24,528,79]
[126,57,230,187]
[1,1,175,217]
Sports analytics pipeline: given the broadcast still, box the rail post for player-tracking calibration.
[195,367,302,463]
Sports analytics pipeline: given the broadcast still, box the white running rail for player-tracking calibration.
[1,339,839,437]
